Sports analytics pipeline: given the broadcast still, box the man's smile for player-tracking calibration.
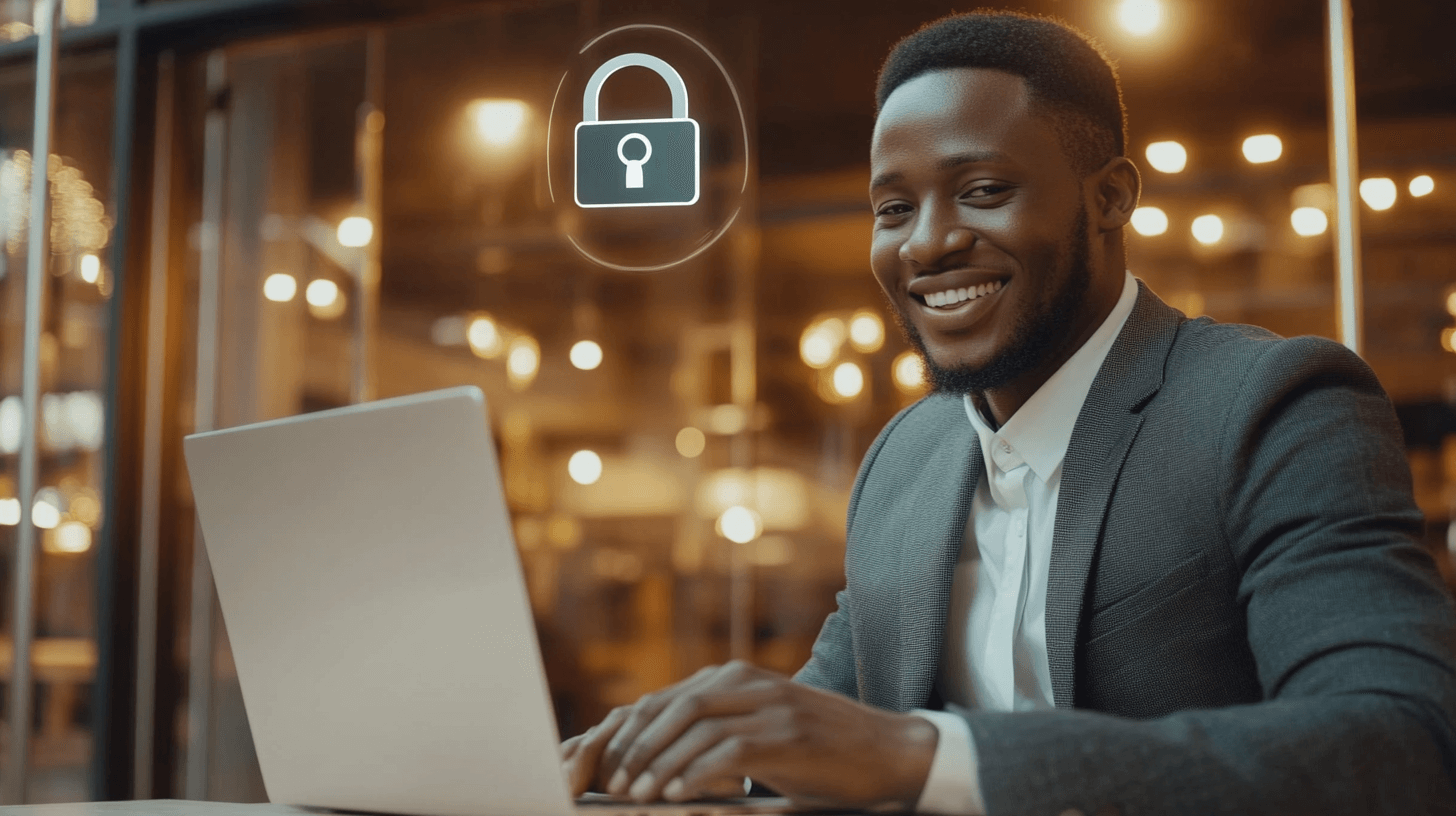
[907,275,1008,331]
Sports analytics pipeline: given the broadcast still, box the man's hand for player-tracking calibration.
[559,660,938,809]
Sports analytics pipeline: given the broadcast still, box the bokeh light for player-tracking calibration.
[800,317,846,368]
[832,362,864,399]
[306,279,339,308]
[848,310,885,353]
[1191,214,1224,245]
[1409,175,1435,197]
[467,316,502,358]
[336,216,373,248]
[263,273,297,302]
[893,351,926,393]
[717,505,762,544]
[31,498,60,530]
[1241,134,1283,164]
[675,427,706,458]
[306,279,346,319]
[470,99,530,148]
[1144,141,1186,173]
[80,253,100,283]
[1117,0,1162,35]
[49,521,92,554]
[1290,207,1328,237]
[1130,206,1169,236]
[568,450,603,485]
[507,335,540,388]
[1359,177,1397,211]
[569,340,603,370]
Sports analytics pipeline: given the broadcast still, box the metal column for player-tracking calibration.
[1326,0,1363,355]
[2,0,61,803]
[133,51,176,800]
[184,49,229,802]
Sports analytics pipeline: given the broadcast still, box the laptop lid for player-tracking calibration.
[184,386,574,816]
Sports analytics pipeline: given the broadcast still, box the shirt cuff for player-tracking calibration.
[910,709,986,816]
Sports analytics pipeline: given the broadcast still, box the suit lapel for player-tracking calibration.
[1045,283,1184,708]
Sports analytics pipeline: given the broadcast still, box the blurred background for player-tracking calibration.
[0,0,1452,805]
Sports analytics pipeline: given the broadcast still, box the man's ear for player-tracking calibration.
[1089,156,1140,233]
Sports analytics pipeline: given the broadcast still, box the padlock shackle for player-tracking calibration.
[582,53,688,123]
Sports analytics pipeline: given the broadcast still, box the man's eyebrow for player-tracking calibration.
[869,151,1015,192]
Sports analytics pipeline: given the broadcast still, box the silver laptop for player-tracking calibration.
[185,387,793,816]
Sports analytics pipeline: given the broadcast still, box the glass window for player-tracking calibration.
[0,48,115,804]
[139,1,1456,799]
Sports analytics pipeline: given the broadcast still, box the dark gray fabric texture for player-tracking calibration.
[794,282,1456,815]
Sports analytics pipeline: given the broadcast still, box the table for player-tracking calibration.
[0,802,307,815]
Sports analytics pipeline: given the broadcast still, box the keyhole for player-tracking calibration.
[617,133,653,189]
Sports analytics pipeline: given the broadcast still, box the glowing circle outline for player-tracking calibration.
[547,23,751,273]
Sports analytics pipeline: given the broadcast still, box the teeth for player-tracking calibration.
[923,280,1003,308]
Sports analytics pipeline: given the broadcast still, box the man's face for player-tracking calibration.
[869,68,1099,395]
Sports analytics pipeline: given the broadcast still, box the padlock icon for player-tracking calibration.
[574,53,700,208]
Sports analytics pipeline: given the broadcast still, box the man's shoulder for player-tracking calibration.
[1164,315,1378,396]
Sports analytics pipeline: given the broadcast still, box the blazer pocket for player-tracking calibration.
[1085,550,1210,647]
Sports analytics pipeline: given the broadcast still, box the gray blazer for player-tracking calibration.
[796,283,1456,815]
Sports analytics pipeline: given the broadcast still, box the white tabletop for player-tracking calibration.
[0,802,309,815]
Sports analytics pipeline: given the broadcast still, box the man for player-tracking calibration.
[562,11,1456,815]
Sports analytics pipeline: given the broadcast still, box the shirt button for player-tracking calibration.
[1000,441,1012,454]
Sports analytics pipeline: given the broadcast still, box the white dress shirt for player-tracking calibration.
[913,272,1140,815]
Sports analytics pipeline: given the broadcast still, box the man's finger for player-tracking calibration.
[600,667,721,792]
[624,713,760,802]
[615,684,775,796]
[566,708,629,796]
[663,734,760,803]
[560,733,586,761]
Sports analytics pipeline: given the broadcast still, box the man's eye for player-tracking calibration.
[875,203,912,218]
[964,184,1011,198]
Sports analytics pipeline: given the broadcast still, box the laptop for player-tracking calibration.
[184,386,795,816]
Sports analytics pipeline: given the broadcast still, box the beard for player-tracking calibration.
[892,205,1092,396]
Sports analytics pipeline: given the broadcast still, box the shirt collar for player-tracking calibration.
[963,271,1140,483]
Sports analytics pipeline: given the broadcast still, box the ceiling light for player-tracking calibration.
[1117,0,1162,35]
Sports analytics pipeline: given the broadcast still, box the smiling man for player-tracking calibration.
[560,11,1456,815]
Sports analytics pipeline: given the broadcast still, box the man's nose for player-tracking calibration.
[899,201,974,268]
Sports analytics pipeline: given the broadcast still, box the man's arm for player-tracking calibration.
[795,398,924,700]
[963,336,1456,816]
[792,588,859,698]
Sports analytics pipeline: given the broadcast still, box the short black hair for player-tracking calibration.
[877,11,1126,176]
